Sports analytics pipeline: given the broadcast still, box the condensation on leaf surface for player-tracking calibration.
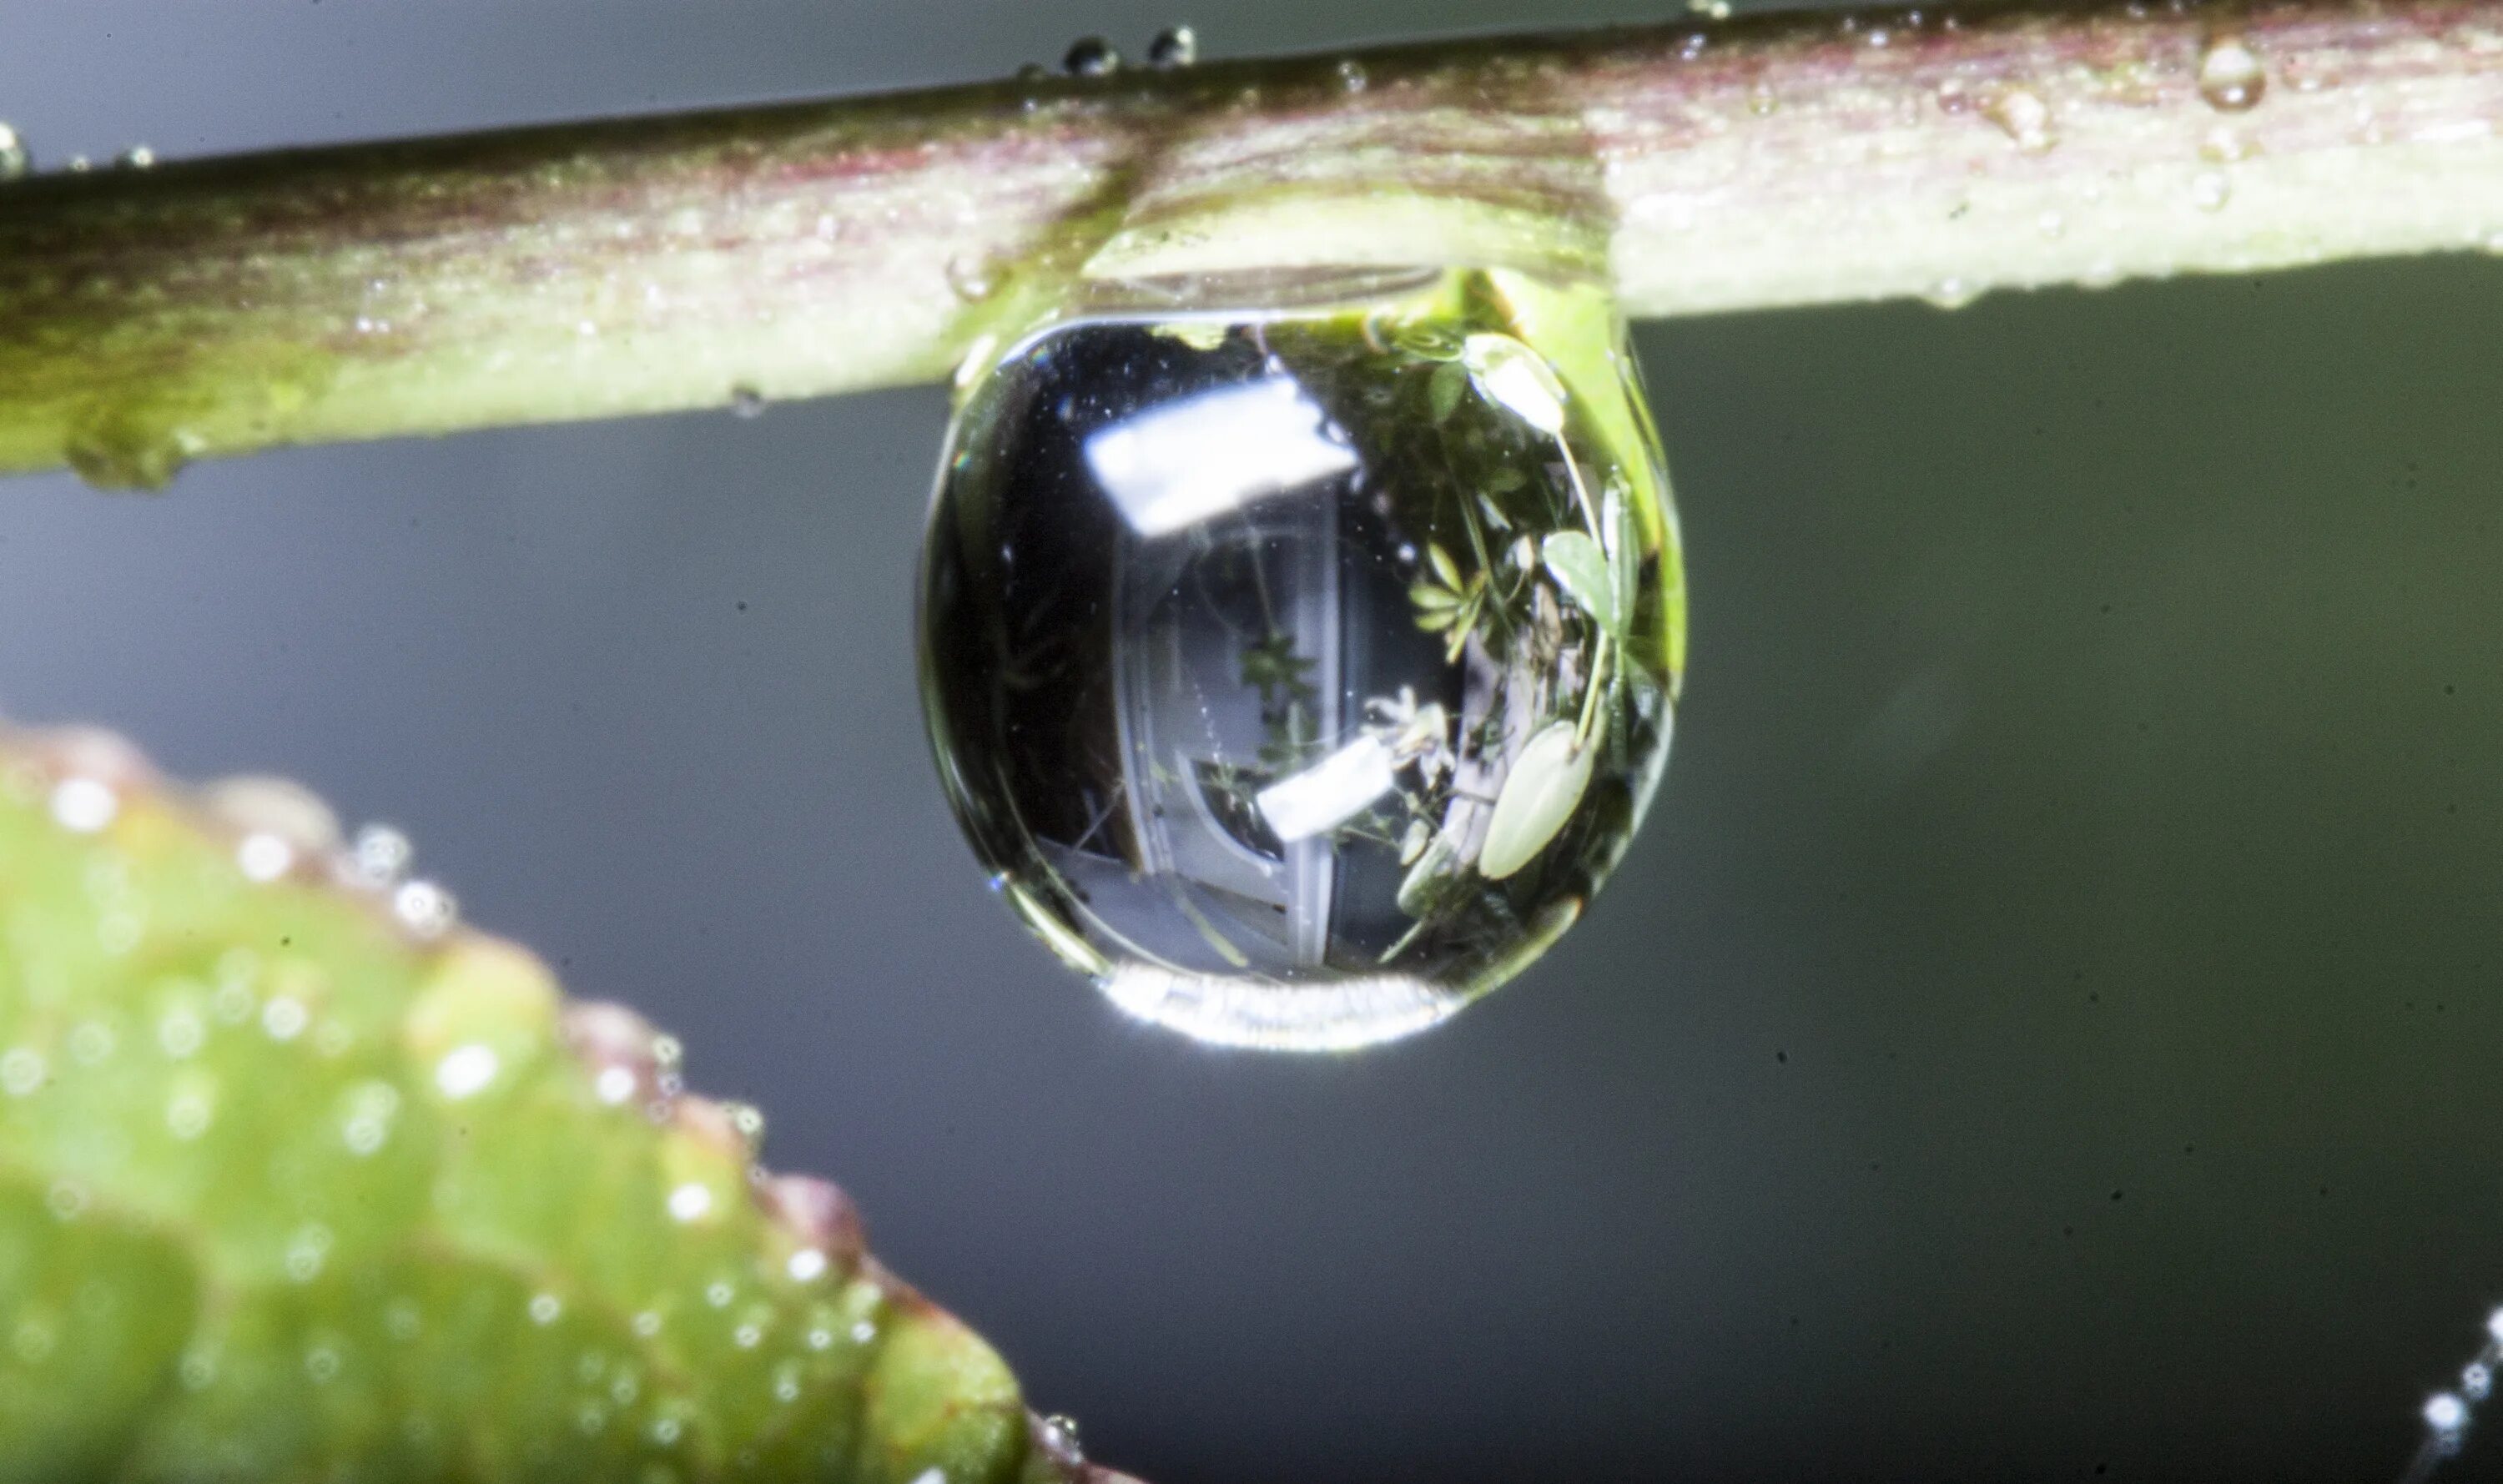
[0,725,1113,1484]
[920,266,1685,1051]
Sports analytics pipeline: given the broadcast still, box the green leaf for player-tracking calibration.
[1478,722,1596,880]
[1541,531,1624,636]
[0,723,1128,1484]
[1427,360,1468,424]
[1427,541,1463,591]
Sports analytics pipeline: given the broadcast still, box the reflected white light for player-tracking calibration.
[2427,1392,2468,1432]
[433,1043,499,1099]
[236,833,295,883]
[1098,963,1463,1051]
[49,777,118,834]
[1084,376,1356,537]
[1256,735,1396,843]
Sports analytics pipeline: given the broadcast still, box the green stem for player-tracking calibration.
[8,0,2503,485]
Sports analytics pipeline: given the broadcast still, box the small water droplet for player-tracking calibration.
[733,1323,762,1349]
[179,1349,219,1389]
[68,1019,115,1065]
[1147,25,1197,68]
[1043,1414,1085,1459]
[2197,35,2267,111]
[2188,170,2232,212]
[945,255,997,304]
[1063,37,1120,76]
[393,879,458,938]
[156,1008,204,1059]
[2427,1391,2469,1434]
[1980,86,2057,153]
[9,1070,71,1134]
[1924,277,1982,310]
[730,385,766,420]
[305,1345,341,1383]
[116,144,155,170]
[2199,124,2258,163]
[204,782,334,868]
[283,1222,332,1281]
[1336,58,1368,92]
[530,1293,563,1326]
[0,123,28,181]
[850,1319,877,1345]
[65,154,91,174]
[350,823,413,889]
[260,996,309,1042]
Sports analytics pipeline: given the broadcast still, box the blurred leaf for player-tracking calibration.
[0,723,1133,1484]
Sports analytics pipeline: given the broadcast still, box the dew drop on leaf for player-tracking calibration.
[919,267,1686,1049]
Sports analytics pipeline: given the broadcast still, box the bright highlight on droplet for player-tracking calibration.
[433,1043,500,1099]
[667,1182,714,1222]
[2428,1392,2469,1432]
[236,833,294,883]
[787,1248,828,1282]
[921,266,1683,1050]
[48,777,118,833]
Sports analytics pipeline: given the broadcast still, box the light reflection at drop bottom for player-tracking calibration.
[921,266,1683,1049]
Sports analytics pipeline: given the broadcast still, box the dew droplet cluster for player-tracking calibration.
[921,267,1685,1049]
[0,722,1049,1481]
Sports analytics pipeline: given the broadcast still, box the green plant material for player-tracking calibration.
[9,0,2503,485]
[0,723,1132,1484]
[1539,531,1624,638]
[1478,722,1599,883]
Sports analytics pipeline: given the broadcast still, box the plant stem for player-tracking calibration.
[6,0,2503,485]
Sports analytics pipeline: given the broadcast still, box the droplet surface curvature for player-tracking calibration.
[919,268,1685,1049]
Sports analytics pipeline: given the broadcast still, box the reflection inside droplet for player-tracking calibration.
[919,266,1685,1049]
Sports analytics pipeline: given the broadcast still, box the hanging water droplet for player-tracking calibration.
[1063,37,1121,77]
[2197,35,2267,111]
[729,385,767,420]
[116,144,155,170]
[1335,58,1368,93]
[920,267,1684,1050]
[0,123,28,181]
[1147,25,1197,68]
[1923,277,1982,309]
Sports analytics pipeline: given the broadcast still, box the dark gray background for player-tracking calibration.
[8,3,2503,1480]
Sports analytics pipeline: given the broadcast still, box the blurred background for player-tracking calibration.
[8,3,2503,1479]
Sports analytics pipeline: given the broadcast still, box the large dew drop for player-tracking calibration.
[919,267,1685,1049]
